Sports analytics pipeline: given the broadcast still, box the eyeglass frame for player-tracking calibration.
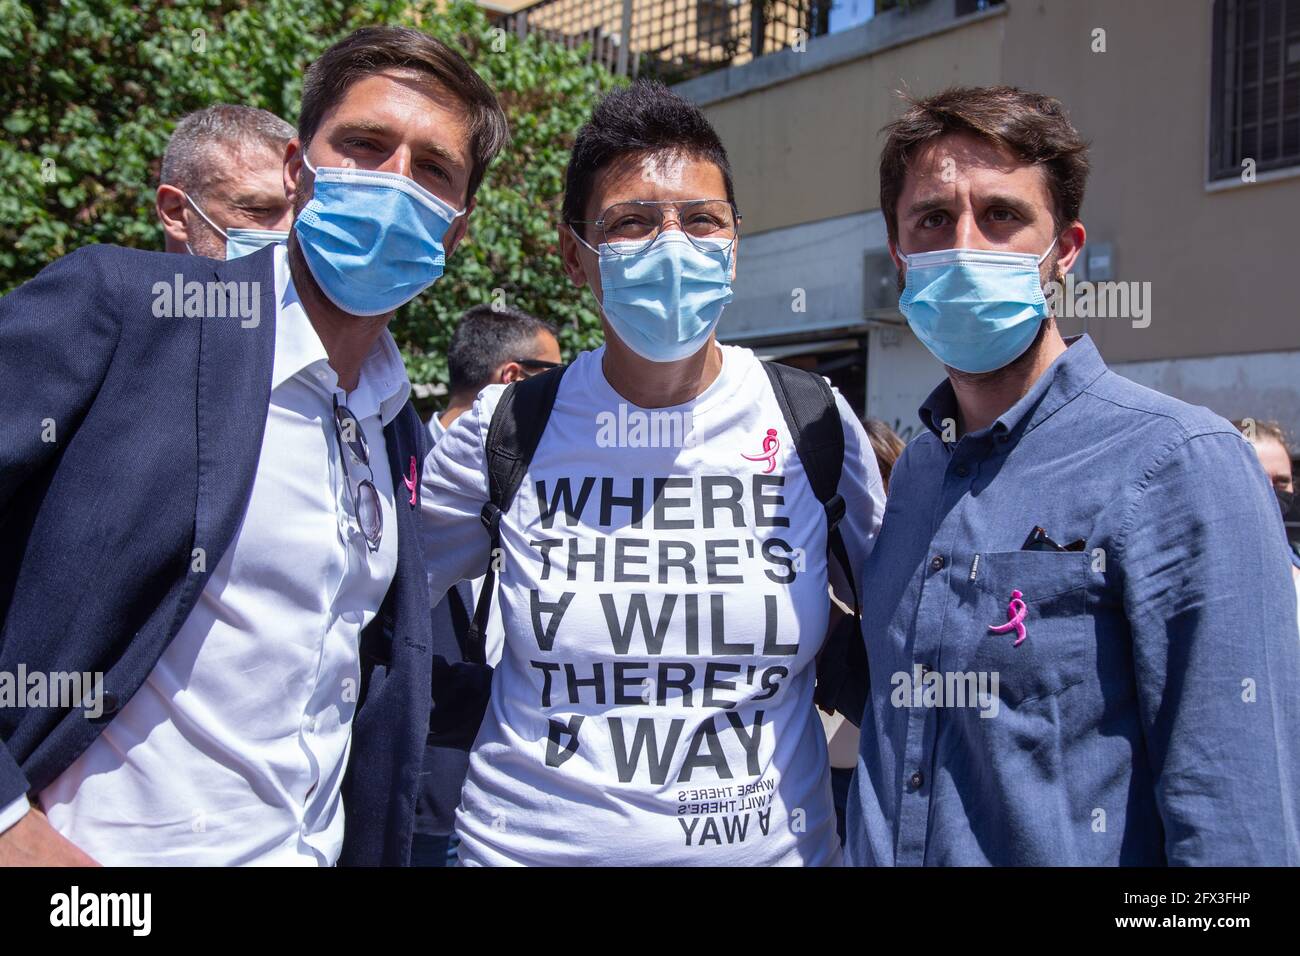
[568,198,742,257]
[331,395,384,554]
[513,358,563,374]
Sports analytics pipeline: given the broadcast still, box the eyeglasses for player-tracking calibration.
[332,395,383,553]
[570,199,741,256]
[514,358,563,374]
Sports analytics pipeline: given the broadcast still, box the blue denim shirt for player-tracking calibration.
[846,335,1300,865]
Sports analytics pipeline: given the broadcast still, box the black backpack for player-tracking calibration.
[463,360,867,717]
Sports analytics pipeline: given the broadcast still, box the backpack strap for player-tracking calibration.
[465,365,567,664]
[760,361,858,616]
[761,361,867,717]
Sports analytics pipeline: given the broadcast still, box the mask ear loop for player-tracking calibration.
[183,193,229,242]
[1037,235,1059,264]
[301,150,329,177]
[1038,235,1063,318]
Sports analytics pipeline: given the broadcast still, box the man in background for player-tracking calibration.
[1234,418,1300,625]
[414,303,560,866]
[155,104,295,258]
[428,303,562,443]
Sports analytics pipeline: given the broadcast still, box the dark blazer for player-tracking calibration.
[0,243,488,866]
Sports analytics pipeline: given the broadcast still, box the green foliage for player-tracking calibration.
[0,0,619,390]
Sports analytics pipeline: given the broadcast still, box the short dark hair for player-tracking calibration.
[299,26,509,201]
[447,304,558,397]
[879,86,1090,243]
[562,81,736,229]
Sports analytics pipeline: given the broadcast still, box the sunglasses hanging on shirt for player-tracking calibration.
[331,395,383,553]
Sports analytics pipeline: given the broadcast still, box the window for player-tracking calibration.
[1210,0,1300,180]
[954,0,1004,14]
[696,0,738,51]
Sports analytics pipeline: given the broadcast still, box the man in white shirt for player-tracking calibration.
[0,26,507,866]
[419,82,885,865]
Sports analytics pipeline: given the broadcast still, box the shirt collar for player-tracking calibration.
[428,413,447,443]
[271,243,411,426]
[918,333,1109,445]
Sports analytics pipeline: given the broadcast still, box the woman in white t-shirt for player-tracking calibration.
[419,82,884,866]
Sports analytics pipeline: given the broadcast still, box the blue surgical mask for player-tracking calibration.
[226,228,289,259]
[294,153,465,316]
[574,228,734,363]
[899,239,1057,374]
[183,193,287,259]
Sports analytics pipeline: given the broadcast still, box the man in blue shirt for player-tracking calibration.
[847,86,1300,866]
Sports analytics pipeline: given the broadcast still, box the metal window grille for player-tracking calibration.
[1210,0,1300,180]
[502,0,833,83]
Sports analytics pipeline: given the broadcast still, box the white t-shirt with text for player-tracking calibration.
[419,344,884,865]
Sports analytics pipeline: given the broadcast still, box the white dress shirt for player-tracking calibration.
[28,244,409,865]
[427,412,447,445]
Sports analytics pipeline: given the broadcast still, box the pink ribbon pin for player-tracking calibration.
[403,455,419,507]
[741,428,781,474]
[988,589,1028,646]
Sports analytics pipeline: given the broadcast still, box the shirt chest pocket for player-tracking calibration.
[960,550,1093,706]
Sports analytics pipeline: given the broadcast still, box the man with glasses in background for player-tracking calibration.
[417,81,885,866]
[427,304,562,445]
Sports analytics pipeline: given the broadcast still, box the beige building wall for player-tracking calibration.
[690,0,1298,365]
[705,13,1006,235]
[1002,0,1297,361]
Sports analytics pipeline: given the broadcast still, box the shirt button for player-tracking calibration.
[930,555,945,572]
[909,771,925,790]
[955,464,970,477]
[998,434,1009,443]
[303,716,316,733]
